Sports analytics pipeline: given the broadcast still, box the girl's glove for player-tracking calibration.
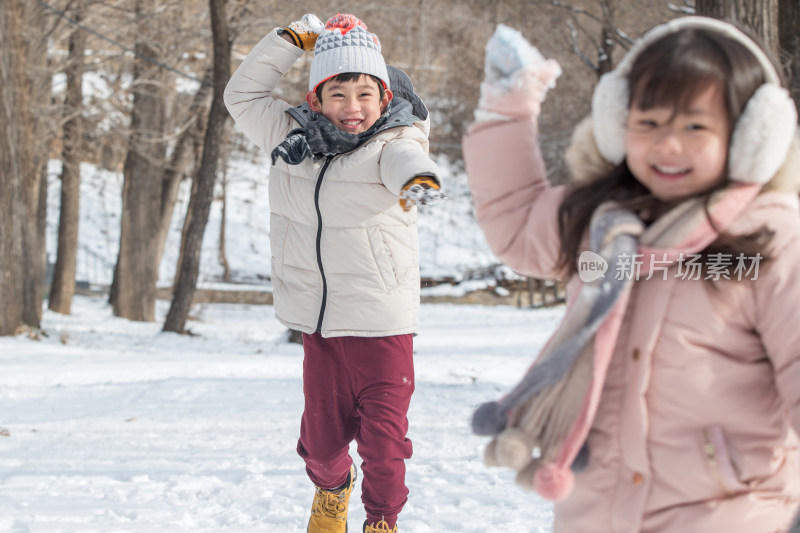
[477,24,562,120]
[282,14,325,51]
[399,176,445,211]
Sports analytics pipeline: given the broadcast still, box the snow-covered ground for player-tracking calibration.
[0,295,562,532]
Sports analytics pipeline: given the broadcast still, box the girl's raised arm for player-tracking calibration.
[462,25,567,279]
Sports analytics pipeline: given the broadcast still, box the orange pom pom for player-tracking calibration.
[325,14,367,33]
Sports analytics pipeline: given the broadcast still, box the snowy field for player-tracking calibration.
[0,296,562,532]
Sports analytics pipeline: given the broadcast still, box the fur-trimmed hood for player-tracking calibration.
[564,116,800,193]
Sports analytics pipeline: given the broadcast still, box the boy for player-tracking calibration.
[223,13,443,533]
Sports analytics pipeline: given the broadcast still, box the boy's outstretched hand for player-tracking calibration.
[477,24,562,120]
[283,14,325,51]
[399,176,445,212]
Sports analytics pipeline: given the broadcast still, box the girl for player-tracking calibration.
[462,16,800,533]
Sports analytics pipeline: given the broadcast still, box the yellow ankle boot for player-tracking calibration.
[307,464,356,533]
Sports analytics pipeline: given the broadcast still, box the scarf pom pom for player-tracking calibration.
[534,463,574,501]
[495,428,533,470]
[472,401,508,436]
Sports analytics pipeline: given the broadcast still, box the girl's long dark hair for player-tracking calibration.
[557,24,781,278]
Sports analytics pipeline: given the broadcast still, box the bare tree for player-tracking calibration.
[778,0,800,110]
[218,146,232,282]
[537,0,633,77]
[111,0,169,321]
[49,4,88,315]
[694,0,798,107]
[0,2,28,335]
[163,0,231,333]
[154,67,215,276]
[695,0,780,57]
[0,1,50,335]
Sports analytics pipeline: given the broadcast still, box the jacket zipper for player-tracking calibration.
[314,157,332,332]
[308,121,413,333]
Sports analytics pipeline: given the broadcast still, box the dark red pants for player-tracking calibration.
[297,333,414,528]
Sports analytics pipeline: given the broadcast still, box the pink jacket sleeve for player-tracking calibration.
[462,117,567,279]
[750,195,800,434]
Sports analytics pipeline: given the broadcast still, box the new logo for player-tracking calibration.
[578,251,608,283]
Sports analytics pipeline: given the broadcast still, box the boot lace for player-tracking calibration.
[312,487,347,521]
[365,519,396,532]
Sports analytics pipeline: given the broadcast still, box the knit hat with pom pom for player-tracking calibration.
[308,14,390,91]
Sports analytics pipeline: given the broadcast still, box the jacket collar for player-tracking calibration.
[286,95,417,134]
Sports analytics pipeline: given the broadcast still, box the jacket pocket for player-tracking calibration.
[270,215,290,281]
[702,425,749,496]
[366,226,398,291]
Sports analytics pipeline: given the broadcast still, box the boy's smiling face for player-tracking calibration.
[306,74,393,135]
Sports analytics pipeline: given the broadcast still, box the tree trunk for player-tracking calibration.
[162,0,231,333]
[0,1,27,335]
[110,73,213,311]
[695,0,780,60]
[154,67,214,274]
[112,0,167,322]
[49,7,87,315]
[218,149,231,283]
[779,0,800,110]
[23,2,49,329]
[598,24,615,77]
[0,0,49,335]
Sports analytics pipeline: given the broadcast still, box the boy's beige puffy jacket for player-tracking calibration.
[224,31,439,337]
[463,116,800,533]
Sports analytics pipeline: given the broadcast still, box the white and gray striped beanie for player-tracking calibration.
[308,14,390,91]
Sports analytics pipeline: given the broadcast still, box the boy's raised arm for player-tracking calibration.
[223,17,320,154]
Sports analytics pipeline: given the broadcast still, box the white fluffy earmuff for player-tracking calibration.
[591,16,798,184]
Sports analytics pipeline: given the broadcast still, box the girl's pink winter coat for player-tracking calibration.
[463,116,800,533]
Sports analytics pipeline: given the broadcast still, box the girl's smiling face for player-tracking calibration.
[625,83,731,201]
[306,74,392,135]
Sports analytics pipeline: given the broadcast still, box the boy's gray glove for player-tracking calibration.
[477,24,562,121]
[282,14,324,51]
